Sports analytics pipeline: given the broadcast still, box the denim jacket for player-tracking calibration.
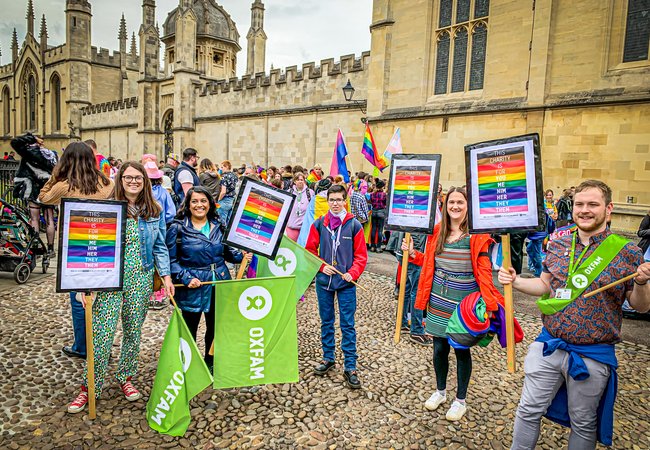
[138,215,171,276]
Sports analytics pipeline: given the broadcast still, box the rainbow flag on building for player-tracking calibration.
[361,124,389,171]
[330,129,350,182]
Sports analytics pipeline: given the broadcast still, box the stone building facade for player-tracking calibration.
[0,0,648,230]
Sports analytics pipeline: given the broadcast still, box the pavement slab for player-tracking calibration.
[0,269,648,449]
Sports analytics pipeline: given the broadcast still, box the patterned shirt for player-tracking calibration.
[350,191,369,223]
[370,191,387,210]
[221,172,238,198]
[542,229,643,345]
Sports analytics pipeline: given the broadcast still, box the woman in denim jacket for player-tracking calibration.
[166,186,250,371]
[68,162,174,413]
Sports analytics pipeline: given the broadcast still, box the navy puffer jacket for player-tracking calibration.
[166,217,243,312]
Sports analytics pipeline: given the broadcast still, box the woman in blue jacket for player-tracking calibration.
[166,186,249,370]
[68,161,174,414]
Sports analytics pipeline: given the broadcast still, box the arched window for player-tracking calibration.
[433,0,490,95]
[28,75,37,131]
[434,32,451,95]
[451,27,468,93]
[51,74,61,132]
[623,0,650,62]
[2,87,10,136]
[470,23,488,90]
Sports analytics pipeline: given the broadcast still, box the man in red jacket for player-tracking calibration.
[306,184,368,389]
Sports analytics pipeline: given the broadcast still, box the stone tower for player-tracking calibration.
[246,0,266,75]
[138,0,160,151]
[65,0,92,137]
[26,0,35,36]
[118,14,128,99]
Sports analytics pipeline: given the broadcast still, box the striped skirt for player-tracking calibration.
[425,270,479,338]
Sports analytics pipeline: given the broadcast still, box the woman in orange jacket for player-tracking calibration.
[402,186,503,421]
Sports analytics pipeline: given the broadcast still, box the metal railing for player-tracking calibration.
[0,160,25,210]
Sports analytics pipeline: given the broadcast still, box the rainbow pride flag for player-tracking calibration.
[361,124,388,171]
[330,129,350,182]
[306,169,321,185]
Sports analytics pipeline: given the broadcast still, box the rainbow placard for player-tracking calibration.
[225,178,295,259]
[386,155,441,234]
[57,199,127,293]
[67,211,118,269]
[235,189,283,244]
[465,134,544,234]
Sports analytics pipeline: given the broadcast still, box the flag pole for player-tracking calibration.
[394,233,411,344]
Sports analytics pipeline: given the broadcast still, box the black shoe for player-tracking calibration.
[62,346,86,360]
[344,370,361,389]
[409,334,434,346]
[377,248,383,253]
[400,325,410,332]
[313,360,335,376]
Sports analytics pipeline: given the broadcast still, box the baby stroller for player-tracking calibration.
[0,197,50,284]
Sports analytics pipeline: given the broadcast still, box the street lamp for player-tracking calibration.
[342,79,367,122]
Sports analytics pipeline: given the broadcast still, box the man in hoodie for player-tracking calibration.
[306,184,368,389]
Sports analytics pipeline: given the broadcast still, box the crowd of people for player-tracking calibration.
[7,133,650,449]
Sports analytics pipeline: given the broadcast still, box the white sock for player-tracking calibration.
[438,390,447,397]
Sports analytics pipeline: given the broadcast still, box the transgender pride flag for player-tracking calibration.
[330,129,350,182]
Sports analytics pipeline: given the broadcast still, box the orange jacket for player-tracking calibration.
[411,224,503,312]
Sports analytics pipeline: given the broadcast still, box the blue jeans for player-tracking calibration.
[401,264,424,335]
[69,292,87,355]
[219,196,234,225]
[316,284,358,370]
[526,239,544,277]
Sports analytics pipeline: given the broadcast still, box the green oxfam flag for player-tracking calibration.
[256,236,322,301]
[214,276,298,389]
[146,308,212,436]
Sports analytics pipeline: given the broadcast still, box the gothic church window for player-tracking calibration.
[23,75,37,132]
[51,74,61,132]
[213,52,224,66]
[623,0,650,62]
[2,87,10,136]
[433,0,489,95]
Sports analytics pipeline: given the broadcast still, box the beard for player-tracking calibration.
[574,212,607,232]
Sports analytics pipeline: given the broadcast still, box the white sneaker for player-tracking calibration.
[445,400,467,421]
[424,391,447,411]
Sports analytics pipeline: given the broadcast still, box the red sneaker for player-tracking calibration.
[68,389,88,414]
[121,380,142,401]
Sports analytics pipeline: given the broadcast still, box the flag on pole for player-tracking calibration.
[330,129,350,182]
[147,308,213,436]
[361,124,389,171]
[383,128,402,164]
[213,276,299,389]
[306,169,322,186]
[255,236,323,301]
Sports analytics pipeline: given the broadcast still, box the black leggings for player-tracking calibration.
[182,295,215,363]
[433,337,472,400]
[370,214,385,246]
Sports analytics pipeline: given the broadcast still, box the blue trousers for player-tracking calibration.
[316,284,358,371]
[526,239,544,277]
[69,292,87,355]
[218,196,234,225]
[401,264,424,335]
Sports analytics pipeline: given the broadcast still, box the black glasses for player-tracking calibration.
[123,175,144,183]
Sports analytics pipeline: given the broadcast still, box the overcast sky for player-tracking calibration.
[1,0,372,76]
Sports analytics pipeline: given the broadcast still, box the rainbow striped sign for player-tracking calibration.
[392,168,431,216]
[385,155,441,234]
[67,211,118,269]
[235,188,283,244]
[465,134,543,234]
[476,146,528,215]
[225,178,296,259]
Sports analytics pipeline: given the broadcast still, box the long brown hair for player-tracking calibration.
[435,186,468,255]
[51,142,111,195]
[198,158,218,176]
[113,161,162,219]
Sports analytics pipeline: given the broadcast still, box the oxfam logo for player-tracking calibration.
[178,337,192,372]
[238,286,273,321]
[268,247,297,277]
[572,274,589,289]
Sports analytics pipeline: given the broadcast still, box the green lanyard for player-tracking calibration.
[567,232,591,277]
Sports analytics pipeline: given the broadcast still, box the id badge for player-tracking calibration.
[554,288,572,300]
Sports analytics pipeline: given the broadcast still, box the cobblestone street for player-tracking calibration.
[1,270,649,449]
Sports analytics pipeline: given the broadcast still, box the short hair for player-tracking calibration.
[183,148,197,161]
[575,180,612,204]
[327,184,347,200]
[221,160,232,170]
[283,165,292,173]
[83,139,97,151]
[293,165,305,175]
[545,189,554,196]
[268,165,278,173]
[293,172,305,182]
